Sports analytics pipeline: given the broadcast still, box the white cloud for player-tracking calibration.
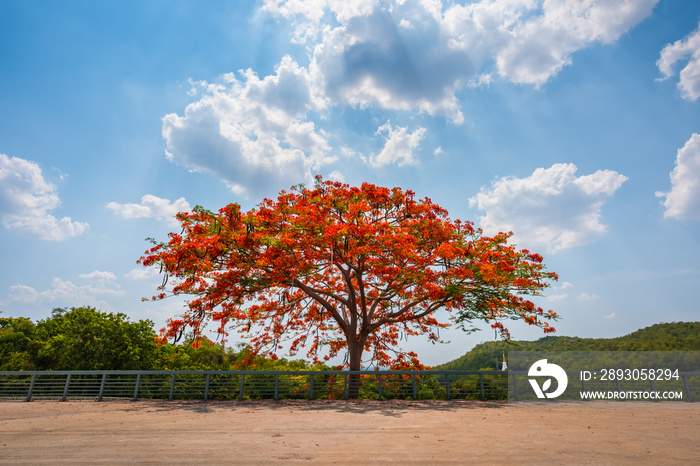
[79,271,117,282]
[603,312,616,319]
[163,1,657,195]
[162,56,332,198]
[0,153,89,241]
[547,281,573,301]
[268,0,656,119]
[309,4,471,123]
[8,274,124,309]
[107,194,191,226]
[125,267,161,281]
[369,121,426,167]
[656,133,700,220]
[489,0,659,86]
[468,74,493,89]
[263,0,379,43]
[578,292,599,301]
[327,170,345,182]
[657,22,700,101]
[469,163,628,253]
[224,182,249,198]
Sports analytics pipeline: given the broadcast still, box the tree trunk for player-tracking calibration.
[347,339,363,399]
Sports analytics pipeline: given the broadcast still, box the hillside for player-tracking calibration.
[438,321,700,371]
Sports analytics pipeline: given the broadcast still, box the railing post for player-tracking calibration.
[344,374,348,400]
[377,374,382,401]
[479,374,485,401]
[445,374,451,401]
[98,373,107,401]
[412,374,417,401]
[274,374,279,400]
[26,374,36,402]
[62,374,71,402]
[683,375,693,402]
[204,373,211,401]
[239,374,245,401]
[309,374,314,400]
[512,373,519,401]
[169,373,176,401]
[133,374,141,401]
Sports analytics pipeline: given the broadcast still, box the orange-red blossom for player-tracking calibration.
[139,177,558,370]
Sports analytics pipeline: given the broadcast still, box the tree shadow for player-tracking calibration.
[124,398,507,416]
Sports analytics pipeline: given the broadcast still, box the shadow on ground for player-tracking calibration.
[103,398,508,416]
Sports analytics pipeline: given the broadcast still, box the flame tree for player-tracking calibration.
[140,177,558,372]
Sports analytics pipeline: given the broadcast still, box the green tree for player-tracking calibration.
[156,338,331,371]
[0,317,37,370]
[31,307,160,370]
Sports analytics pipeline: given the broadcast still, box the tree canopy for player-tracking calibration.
[0,316,36,371]
[140,177,558,371]
[0,307,159,370]
[31,307,160,370]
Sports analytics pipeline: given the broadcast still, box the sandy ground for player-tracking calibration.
[0,400,698,465]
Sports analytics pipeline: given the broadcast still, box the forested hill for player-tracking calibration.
[438,322,700,371]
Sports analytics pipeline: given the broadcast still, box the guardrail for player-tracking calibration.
[0,370,506,402]
[1,370,698,402]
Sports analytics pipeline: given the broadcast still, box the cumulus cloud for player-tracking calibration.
[162,56,332,198]
[327,170,346,182]
[656,133,700,220]
[163,1,657,195]
[270,0,657,114]
[107,195,191,226]
[369,121,426,167]
[0,153,89,241]
[489,0,659,86]
[125,267,161,281]
[8,272,124,309]
[263,0,380,43]
[469,163,628,253]
[309,5,472,123]
[657,22,700,101]
[79,271,117,282]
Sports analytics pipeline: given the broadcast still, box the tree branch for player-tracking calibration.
[292,278,349,334]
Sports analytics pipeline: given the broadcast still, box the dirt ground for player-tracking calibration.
[0,400,698,464]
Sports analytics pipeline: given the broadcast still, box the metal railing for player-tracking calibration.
[0,370,507,402]
[1,370,698,402]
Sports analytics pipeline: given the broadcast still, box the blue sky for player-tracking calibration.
[1,0,699,366]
